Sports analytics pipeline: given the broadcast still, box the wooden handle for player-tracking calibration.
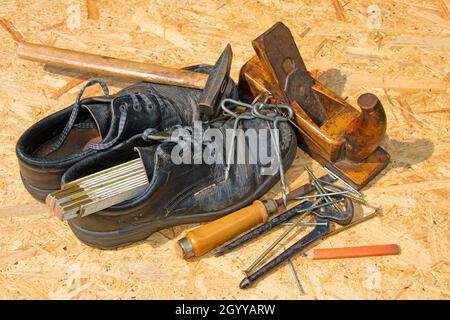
[344,93,387,161]
[305,244,400,260]
[178,200,270,258]
[17,42,208,89]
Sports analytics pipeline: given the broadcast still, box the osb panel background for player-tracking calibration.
[0,0,449,300]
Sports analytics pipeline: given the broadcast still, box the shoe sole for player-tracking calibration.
[21,174,57,203]
[68,137,298,250]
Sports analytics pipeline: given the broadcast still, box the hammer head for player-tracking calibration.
[198,44,233,117]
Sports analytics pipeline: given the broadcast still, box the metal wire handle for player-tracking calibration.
[220,92,294,207]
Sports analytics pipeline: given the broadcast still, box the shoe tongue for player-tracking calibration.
[81,98,112,139]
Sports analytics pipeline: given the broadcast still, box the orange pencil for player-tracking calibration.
[304,244,400,260]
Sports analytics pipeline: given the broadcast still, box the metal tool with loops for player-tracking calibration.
[220,93,293,207]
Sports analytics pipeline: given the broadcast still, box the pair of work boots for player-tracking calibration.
[16,65,298,249]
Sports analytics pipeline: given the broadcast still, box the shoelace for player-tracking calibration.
[44,80,157,156]
[141,93,293,207]
[89,88,153,151]
[141,93,294,207]
[220,92,294,208]
[141,125,210,148]
[141,123,222,166]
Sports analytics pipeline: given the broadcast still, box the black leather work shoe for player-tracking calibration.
[16,65,236,202]
[62,114,297,249]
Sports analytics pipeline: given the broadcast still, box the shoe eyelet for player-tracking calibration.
[133,104,142,111]
[119,103,129,111]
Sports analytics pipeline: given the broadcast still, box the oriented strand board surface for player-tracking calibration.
[0,0,449,299]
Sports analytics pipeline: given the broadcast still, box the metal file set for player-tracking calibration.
[18,21,399,293]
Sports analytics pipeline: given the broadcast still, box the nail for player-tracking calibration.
[305,167,342,214]
[288,258,305,295]
[323,167,362,197]
[282,222,328,227]
[296,190,349,200]
[243,198,341,274]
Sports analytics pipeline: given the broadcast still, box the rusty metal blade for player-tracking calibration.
[198,44,233,116]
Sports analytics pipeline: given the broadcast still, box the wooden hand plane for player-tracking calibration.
[238,22,390,188]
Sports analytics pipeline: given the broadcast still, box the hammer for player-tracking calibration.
[17,42,233,116]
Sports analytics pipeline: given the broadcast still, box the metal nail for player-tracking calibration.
[288,258,305,295]
[244,198,325,274]
[282,222,328,227]
[296,190,349,200]
[323,167,362,197]
[305,167,342,214]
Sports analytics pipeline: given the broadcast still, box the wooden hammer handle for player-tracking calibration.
[17,42,208,89]
[305,244,400,260]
